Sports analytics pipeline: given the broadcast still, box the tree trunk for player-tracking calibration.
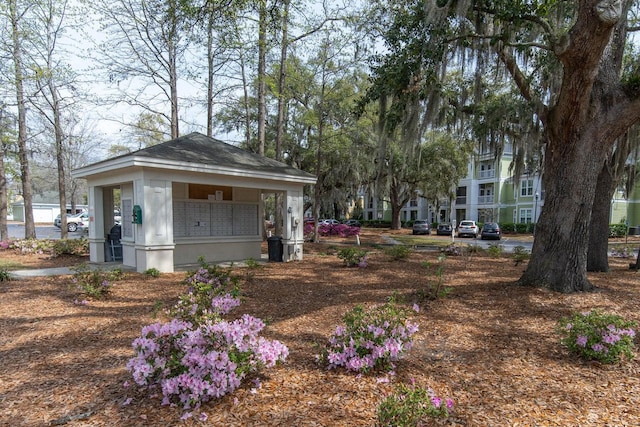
[10,0,35,239]
[587,162,616,272]
[631,249,640,271]
[257,0,267,156]
[239,48,252,149]
[519,132,605,292]
[273,0,290,238]
[51,84,68,240]
[206,12,215,138]
[389,179,408,230]
[0,141,7,243]
[168,39,179,139]
[516,0,638,293]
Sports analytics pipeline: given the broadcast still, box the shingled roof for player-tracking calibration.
[73,132,316,183]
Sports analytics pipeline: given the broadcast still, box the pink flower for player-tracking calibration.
[446,398,454,410]
[431,396,442,408]
[576,335,588,347]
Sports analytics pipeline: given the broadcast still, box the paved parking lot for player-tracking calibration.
[4,223,87,240]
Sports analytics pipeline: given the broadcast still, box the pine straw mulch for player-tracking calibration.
[1,236,640,426]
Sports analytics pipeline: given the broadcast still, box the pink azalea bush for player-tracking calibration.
[171,260,241,324]
[303,222,361,240]
[318,297,419,373]
[376,382,454,424]
[127,315,288,410]
[557,310,636,364]
[128,260,288,412]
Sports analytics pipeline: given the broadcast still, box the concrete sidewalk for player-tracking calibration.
[8,256,270,279]
[9,262,133,279]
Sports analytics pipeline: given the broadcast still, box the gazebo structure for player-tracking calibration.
[71,132,316,272]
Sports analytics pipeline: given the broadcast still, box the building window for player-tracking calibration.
[519,208,533,223]
[409,198,418,207]
[521,179,534,196]
[478,184,493,204]
[479,162,494,179]
[456,187,467,205]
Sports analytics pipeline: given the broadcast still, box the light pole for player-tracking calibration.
[534,191,539,234]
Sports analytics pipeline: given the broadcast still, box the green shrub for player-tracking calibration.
[512,245,530,266]
[71,264,123,299]
[52,238,89,256]
[244,258,262,269]
[609,223,628,238]
[419,255,451,300]
[337,247,368,267]
[383,245,413,261]
[557,310,636,364]
[464,244,482,254]
[0,267,11,282]
[486,243,504,258]
[376,382,454,426]
[144,268,161,277]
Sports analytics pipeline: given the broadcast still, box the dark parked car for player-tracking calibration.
[412,219,431,235]
[436,222,453,236]
[343,219,361,227]
[480,222,501,240]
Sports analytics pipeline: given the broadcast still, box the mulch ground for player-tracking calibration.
[1,230,640,426]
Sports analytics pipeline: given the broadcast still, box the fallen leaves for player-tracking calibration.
[1,242,640,426]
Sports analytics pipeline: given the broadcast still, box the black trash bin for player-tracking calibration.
[629,226,640,236]
[267,235,283,262]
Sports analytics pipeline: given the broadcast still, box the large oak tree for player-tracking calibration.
[364,0,640,292]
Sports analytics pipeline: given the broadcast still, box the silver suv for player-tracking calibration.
[457,220,479,238]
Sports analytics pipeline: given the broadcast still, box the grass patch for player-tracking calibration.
[392,236,450,246]
[0,259,26,270]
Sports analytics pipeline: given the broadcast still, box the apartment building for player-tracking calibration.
[363,143,630,226]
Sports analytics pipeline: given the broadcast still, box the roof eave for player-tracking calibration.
[72,156,317,184]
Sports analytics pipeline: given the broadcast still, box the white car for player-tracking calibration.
[457,220,479,238]
[55,212,89,232]
[318,219,340,225]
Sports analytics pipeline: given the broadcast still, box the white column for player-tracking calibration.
[87,186,106,263]
[282,188,304,261]
[133,178,175,273]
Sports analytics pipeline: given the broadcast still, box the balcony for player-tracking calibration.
[478,195,494,205]
[478,170,495,179]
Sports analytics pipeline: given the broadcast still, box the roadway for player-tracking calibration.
[4,223,87,240]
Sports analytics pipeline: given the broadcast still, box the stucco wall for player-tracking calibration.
[173,239,262,265]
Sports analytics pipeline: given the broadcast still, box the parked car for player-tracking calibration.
[55,212,89,232]
[343,219,361,228]
[480,222,501,240]
[436,222,453,236]
[412,219,431,235]
[457,220,479,238]
[318,219,340,225]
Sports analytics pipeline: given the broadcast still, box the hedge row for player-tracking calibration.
[358,220,629,237]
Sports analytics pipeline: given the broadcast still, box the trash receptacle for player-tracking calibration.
[629,227,640,236]
[267,235,283,262]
